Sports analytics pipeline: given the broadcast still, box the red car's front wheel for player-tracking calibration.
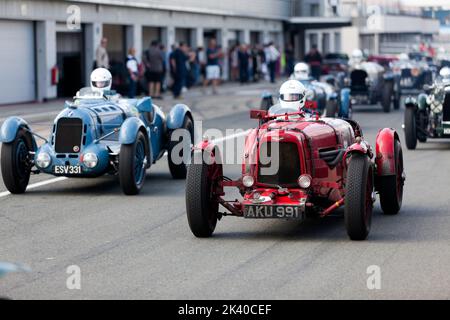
[345,154,374,241]
[186,149,222,238]
[379,140,404,215]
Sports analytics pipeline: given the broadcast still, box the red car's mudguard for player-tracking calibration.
[375,128,399,176]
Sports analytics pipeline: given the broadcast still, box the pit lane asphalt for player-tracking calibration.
[1,83,450,299]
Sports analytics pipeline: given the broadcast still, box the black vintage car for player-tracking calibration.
[345,61,400,113]
[404,70,450,150]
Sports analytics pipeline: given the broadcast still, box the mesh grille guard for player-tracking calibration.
[54,118,83,154]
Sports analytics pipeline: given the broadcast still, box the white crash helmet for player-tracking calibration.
[440,67,450,84]
[91,68,112,94]
[279,80,306,111]
[399,53,409,61]
[293,62,310,80]
[351,49,364,64]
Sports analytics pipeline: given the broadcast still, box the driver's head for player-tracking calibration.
[351,49,364,64]
[90,68,112,94]
[293,63,310,81]
[279,80,306,111]
[440,67,450,84]
[399,53,409,61]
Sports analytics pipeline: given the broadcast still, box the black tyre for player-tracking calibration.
[404,107,417,150]
[345,154,373,241]
[379,140,404,215]
[1,129,33,194]
[168,117,194,179]
[393,89,401,110]
[186,150,221,238]
[393,97,401,110]
[417,110,428,143]
[381,81,394,113]
[119,131,148,195]
[325,100,338,117]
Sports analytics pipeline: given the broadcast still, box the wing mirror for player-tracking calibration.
[250,110,267,120]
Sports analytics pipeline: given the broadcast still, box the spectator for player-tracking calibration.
[159,44,167,93]
[126,47,139,98]
[187,49,200,87]
[230,45,239,81]
[304,44,323,80]
[203,38,223,95]
[238,44,250,84]
[143,40,164,99]
[95,38,109,69]
[170,42,189,99]
[197,46,206,82]
[265,42,280,84]
[285,44,295,76]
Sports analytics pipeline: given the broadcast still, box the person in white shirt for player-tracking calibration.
[265,42,280,84]
[126,47,139,98]
[95,38,109,69]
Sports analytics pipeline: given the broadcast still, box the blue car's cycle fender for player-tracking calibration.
[339,88,351,119]
[167,104,193,130]
[119,117,153,165]
[0,117,37,150]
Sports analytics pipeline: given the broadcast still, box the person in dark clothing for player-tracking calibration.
[159,44,167,94]
[238,44,250,84]
[143,40,164,99]
[170,42,188,99]
[285,44,295,76]
[304,44,323,80]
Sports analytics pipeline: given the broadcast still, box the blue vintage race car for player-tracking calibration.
[0,88,194,195]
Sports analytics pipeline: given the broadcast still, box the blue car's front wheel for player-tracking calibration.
[119,132,148,195]
[1,129,33,194]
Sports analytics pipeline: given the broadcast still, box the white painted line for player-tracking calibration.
[0,177,67,198]
[0,129,250,198]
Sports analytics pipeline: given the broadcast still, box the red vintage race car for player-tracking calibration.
[185,110,405,241]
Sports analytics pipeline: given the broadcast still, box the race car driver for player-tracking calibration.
[91,68,113,94]
[268,80,307,117]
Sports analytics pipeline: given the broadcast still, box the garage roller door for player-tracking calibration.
[0,20,35,105]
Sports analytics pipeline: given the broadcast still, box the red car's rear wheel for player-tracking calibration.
[379,140,404,215]
[186,148,222,238]
[345,154,373,241]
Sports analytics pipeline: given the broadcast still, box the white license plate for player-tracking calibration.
[53,165,82,175]
[244,205,303,219]
[444,128,450,135]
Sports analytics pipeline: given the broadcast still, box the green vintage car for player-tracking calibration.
[404,67,450,150]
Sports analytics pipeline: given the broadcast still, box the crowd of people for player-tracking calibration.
[95,37,302,99]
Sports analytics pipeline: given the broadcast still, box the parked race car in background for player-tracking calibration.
[345,50,400,113]
[404,67,450,150]
[392,53,435,95]
[0,69,194,195]
[261,63,352,119]
[186,81,405,241]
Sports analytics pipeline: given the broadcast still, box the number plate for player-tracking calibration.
[444,128,450,135]
[244,205,304,220]
[53,165,82,175]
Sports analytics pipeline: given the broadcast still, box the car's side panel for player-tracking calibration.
[339,88,351,118]
[375,128,398,176]
[0,117,34,146]
[119,117,147,145]
[167,104,193,130]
